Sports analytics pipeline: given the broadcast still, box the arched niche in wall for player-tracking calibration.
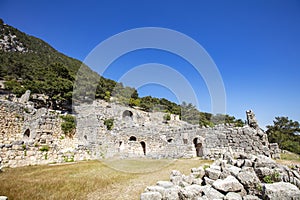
[129,136,137,141]
[122,110,133,119]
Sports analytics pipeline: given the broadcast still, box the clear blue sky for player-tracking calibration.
[1,0,300,128]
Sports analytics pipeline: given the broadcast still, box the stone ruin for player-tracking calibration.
[140,153,300,199]
[74,100,280,160]
[0,95,281,168]
[246,110,259,129]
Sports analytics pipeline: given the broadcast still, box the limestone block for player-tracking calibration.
[201,185,224,200]
[178,185,203,200]
[242,195,260,200]
[263,182,300,200]
[204,177,215,185]
[224,192,242,200]
[213,175,244,192]
[140,192,162,200]
[205,168,221,180]
[226,164,241,177]
[157,181,174,189]
[237,168,261,189]
[254,155,276,168]
[254,167,274,179]
[145,185,165,195]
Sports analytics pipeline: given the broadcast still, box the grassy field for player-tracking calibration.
[0,158,212,200]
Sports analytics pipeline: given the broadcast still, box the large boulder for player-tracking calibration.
[140,191,162,200]
[178,185,202,200]
[254,167,274,180]
[213,175,244,192]
[254,155,276,168]
[226,164,242,177]
[145,185,165,195]
[237,168,261,190]
[201,185,225,199]
[242,195,260,200]
[263,182,300,200]
[163,187,180,200]
[191,167,205,179]
[205,168,221,180]
[224,192,242,200]
[157,181,174,189]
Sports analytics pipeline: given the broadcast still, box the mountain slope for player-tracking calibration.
[0,19,244,127]
[0,19,99,109]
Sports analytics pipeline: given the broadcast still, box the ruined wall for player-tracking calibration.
[0,98,280,168]
[74,100,280,160]
[0,100,91,168]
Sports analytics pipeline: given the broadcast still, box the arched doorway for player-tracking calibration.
[193,138,203,157]
[140,141,146,155]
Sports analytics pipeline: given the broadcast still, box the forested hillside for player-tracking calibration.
[0,19,243,127]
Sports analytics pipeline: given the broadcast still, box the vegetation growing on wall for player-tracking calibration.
[104,118,114,130]
[60,115,76,136]
[163,113,171,122]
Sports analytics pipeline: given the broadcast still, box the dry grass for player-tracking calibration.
[276,152,300,166]
[0,158,211,200]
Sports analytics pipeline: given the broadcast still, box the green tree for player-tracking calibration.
[266,117,300,154]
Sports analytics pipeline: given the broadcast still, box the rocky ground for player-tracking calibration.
[141,153,300,200]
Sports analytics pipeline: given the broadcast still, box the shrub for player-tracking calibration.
[60,114,76,136]
[163,113,171,122]
[203,165,210,170]
[104,118,114,130]
[263,172,281,183]
[263,175,273,183]
[40,145,49,152]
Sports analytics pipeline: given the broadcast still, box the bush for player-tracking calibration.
[104,118,114,130]
[163,113,171,121]
[40,145,49,152]
[203,165,210,170]
[60,115,76,136]
[263,172,280,183]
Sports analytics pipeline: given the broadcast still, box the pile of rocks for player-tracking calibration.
[140,154,300,200]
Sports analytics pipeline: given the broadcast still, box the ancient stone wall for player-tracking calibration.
[0,98,280,168]
[74,100,280,160]
[0,100,91,168]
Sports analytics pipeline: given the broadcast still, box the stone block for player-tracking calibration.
[263,182,300,200]
[213,175,244,192]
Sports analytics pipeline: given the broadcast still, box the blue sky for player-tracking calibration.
[1,0,300,128]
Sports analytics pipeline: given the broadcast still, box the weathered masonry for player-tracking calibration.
[0,97,280,168]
